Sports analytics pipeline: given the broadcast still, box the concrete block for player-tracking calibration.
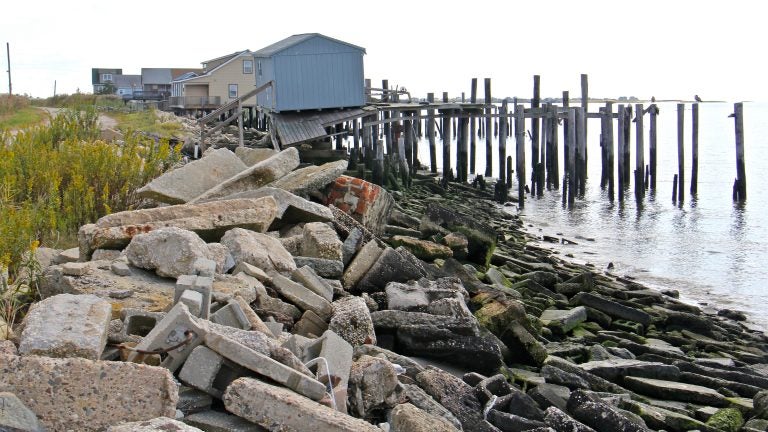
[110,261,131,276]
[194,258,217,277]
[281,334,313,359]
[301,222,343,261]
[205,332,326,401]
[179,345,248,399]
[184,410,265,432]
[224,378,380,432]
[61,261,89,276]
[341,239,383,290]
[0,392,44,432]
[127,302,209,372]
[293,256,343,278]
[356,247,427,293]
[232,295,273,336]
[342,228,363,266]
[108,417,204,431]
[304,330,354,412]
[0,354,178,431]
[174,275,212,319]
[292,265,334,302]
[293,310,329,338]
[119,309,166,341]
[328,296,376,346]
[271,274,333,320]
[180,289,204,317]
[264,321,284,338]
[210,301,251,330]
[269,159,348,198]
[232,261,272,284]
[92,248,123,261]
[19,293,111,360]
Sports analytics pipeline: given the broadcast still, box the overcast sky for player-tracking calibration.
[3,0,765,101]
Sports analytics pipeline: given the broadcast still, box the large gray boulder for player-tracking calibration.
[222,227,297,275]
[19,294,111,360]
[270,159,348,197]
[192,147,300,203]
[126,227,214,278]
[137,148,246,204]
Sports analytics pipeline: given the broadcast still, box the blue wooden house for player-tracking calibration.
[254,33,366,113]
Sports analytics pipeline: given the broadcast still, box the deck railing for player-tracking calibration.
[169,96,222,108]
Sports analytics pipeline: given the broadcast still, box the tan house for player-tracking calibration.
[170,50,255,112]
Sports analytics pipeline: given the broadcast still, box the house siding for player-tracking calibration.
[254,34,365,112]
[181,54,257,106]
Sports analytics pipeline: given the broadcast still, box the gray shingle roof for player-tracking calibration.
[141,68,173,85]
[253,33,365,57]
[114,74,141,88]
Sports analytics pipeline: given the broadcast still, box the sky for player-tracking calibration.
[2,0,766,101]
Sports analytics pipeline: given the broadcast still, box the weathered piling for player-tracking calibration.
[672,174,678,203]
[733,102,747,201]
[498,100,508,185]
[567,108,577,206]
[470,78,478,174]
[404,112,414,178]
[617,104,625,202]
[550,104,560,190]
[427,93,437,173]
[543,103,551,190]
[515,104,526,208]
[622,106,632,185]
[581,74,589,167]
[531,75,541,194]
[506,155,513,189]
[600,106,608,189]
[649,103,658,191]
[606,103,615,201]
[372,115,384,186]
[562,91,570,176]
[484,78,493,177]
[458,111,469,183]
[677,103,685,204]
[576,107,586,196]
[442,93,452,179]
[635,103,645,200]
[352,119,360,165]
[382,80,392,154]
[691,102,699,195]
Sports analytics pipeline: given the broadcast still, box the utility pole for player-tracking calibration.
[6,42,11,95]
[53,80,57,97]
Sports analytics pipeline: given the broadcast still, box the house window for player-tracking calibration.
[243,59,253,74]
[228,84,238,98]
[257,61,262,76]
[102,73,113,82]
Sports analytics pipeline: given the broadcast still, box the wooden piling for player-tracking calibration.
[427,93,437,173]
[470,78,478,174]
[515,104,526,208]
[623,106,632,184]
[353,119,360,164]
[617,104,625,201]
[484,78,493,177]
[543,103,551,190]
[733,102,747,201]
[691,102,699,195]
[581,74,589,167]
[600,106,608,189]
[606,103,615,201]
[568,108,577,206]
[372,117,384,186]
[562,91,570,174]
[458,112,469,182]
[442,105,452,180]
[506,156,513,188]
[635,103,645,200]
[551,104,560,190]
[575,107,586,196]
[672,174,678,203]
[499,100,508,184]
[677,103,685,204]
[382,80,392,154]
[649,103,658,191]
[404,112,414,178]
[531,75,541,193]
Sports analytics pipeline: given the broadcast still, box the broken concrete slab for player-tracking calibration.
[178,345,249,399]
[566,390,649,432]
[214,186,333,226]
[108,417,204,431]
[233,295,273,335]
[301,222,343,261]
[389,236,453,261]
[293,310,329,338]
[342,228,363,266]
[137,148,246,204]
[293,256,343,279]
[19,293,111,360]
[270,159,348,198]
[61,261,89,276]
[420,203,498,267]
[174,275,213,319]
[224,377,380,432]
[126,227,215,278]
[292,265,334,302]
[210,300,251,330]
[571,292,652,327]
[222,227,297,275]
[79,197,278,260]
[540,306,588,334]
[396,325,503,375]
[232,261,272,285]
[205,332,326,401]
[324,175,393,235]
[0,354,178,432]
[272,274,333,320]
[579,359,680,382]
[342,239,383,290]
[127,302,209,372]
[235,146,277,166]
[356,247,427,293]
[303,330,354,412]
[0,392,44,432]
[622,376,729,407]
[191,147,300,203]
[184,410,265,432]
[348,355,402,418]
[329,296,377,346]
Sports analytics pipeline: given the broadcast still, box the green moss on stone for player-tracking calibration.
[706,408,743,432]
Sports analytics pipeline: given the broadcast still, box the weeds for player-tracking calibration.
[1,241,42,340]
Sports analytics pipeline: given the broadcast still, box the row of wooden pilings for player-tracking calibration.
[347,75,747,207]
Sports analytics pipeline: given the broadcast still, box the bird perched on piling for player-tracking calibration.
[651,96,656,102]
[695,95,703,102]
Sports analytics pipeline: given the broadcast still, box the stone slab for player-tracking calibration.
[184,410,266,432]
[108,417,204,431]
[292,266,334,302]
[19,293,111,360]
[0,354,178,432]
[272,274,333,320]
[271,159,348,198]
[341,239,383,290]
[0,392,43,432]
[301,222,343,261]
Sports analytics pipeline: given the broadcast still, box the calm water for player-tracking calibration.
[403,101,768,331]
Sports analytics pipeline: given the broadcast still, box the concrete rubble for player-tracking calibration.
[6,147,768,431]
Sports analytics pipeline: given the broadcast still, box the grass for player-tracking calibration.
[112,109,182,138]
[0,94,48,130]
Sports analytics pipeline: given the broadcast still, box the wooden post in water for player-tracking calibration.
[484,78,493,177]
[623,106,632,185]
[404,112,414,179]
[499,100,508,185]
[691,102,699,196]
[635,103,645,200]
[676,104,685,204]
[567,108,577,206]
[427,93,437,173]
[551,104,560,190]
[543,103,551,190]
[442,103,452,180]
[382,80,392,154]
[606,103,615,201]
[733,102,747,201]
[562,91,570,177]
[515,104,526,208]
[672,174,678,203]
[576,107,587,196]
[531,75,541,194]
[458,112,469,182]
[617,104,625,201]
[470,78,477,174]
[581,74,589,168]
[649,103,658,192]
[600,106,608,189]
[372,117,384,186]
[506,156,513,188]
[352,118,360,165]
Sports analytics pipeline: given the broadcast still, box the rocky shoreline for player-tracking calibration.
[1,146,767,432]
